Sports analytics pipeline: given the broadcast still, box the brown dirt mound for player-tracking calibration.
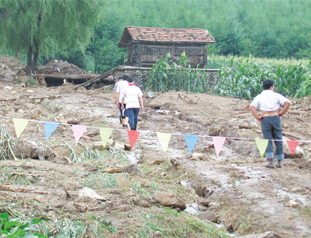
[35,60,86,75]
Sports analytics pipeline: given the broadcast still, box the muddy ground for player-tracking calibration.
[0,56,311,238]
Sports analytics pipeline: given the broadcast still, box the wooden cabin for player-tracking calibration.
[118,26,215,68]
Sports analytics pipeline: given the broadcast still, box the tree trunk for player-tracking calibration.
[26,46,33,75]
[30,43,39,74]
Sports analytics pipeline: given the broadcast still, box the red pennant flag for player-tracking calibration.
[127,130,140,149]
[286,140,299,155]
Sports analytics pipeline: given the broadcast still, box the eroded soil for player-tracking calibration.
[0,56,311,238]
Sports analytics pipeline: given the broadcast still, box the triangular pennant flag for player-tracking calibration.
[127,130,140,149]
[286,140,299,155]
[72,125,87,145]
[99,128,113,148]
[156,133,172,152]
[13,118,29,138]
[44,122,60,141]
[184,135,199,154]
[212,137,227,156]
[255,139,269,157]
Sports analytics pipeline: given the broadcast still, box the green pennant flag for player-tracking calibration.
[156,133,172,152]
[255,139,269,157]
[13,118,29,138]
[99,128,113,148]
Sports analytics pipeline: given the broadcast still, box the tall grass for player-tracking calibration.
[208,55,311,99]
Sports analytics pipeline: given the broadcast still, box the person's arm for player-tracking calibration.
[250,105,263,121]
[114,92,119,105]
[278,101,291,116]
[139,96,144,111]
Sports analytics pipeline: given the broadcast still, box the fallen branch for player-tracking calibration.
[12,172,40,177]
[177,93,199,104]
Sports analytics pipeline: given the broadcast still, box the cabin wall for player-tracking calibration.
[126,42,208,67]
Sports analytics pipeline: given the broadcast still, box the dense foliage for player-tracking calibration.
[0,0,105,74]
[0,212,46,237]
[58,0,311,73]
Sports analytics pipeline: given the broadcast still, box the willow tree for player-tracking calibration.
[0,0,105,74]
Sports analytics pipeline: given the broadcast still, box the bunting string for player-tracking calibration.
[0,115,308,157]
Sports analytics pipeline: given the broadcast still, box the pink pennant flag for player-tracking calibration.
[127,130,140,149]
[212,137,226,157]
[72,125,87,145]
[286,140,299,155]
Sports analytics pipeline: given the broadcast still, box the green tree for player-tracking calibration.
[0,0,105,74]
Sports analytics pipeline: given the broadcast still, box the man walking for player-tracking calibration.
[250,79,291,168]
[114,75,129,128]
[121,77,144,131]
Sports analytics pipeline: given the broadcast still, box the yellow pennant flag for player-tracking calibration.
[13,118,29,138]
[157,133,172,152]
[255,139,269,157]
[99,128,113,148]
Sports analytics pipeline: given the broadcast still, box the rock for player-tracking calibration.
[290,187,305,193]
[285,200,300,208]
[53,155,71,165]
[122,164,141,176]
[152,231,163,237]
[198,211,217,222]
[154,192,186,210]
[93,141,104,150]
[151,159,166,165]
[53,146,70,157]
[185,203,199,214]
[78,187,107,201]
[84,128,99,137]
[239,231,282,238]
[114,141,125,150]
[191,153,204,160]
[67,118,80,124]
[102,168,122,173]
[4,86,13,90]
[124,143,132,150]
[133,196,152,208]
[48,99,63,113]
[197,198,210,206]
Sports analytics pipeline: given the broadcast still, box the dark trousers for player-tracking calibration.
[261,115,284,160]
[126,108,140,128]
[118,104,127,118]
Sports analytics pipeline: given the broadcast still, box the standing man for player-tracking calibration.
[250,79,291,168]
[121,77,144,131]
[115,75,129,128]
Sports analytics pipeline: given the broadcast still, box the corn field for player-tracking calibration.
[209,55,311,99]
[146,53,311,100]
[145,52,207,93]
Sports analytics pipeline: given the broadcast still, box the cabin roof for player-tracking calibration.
[118,26,215,47]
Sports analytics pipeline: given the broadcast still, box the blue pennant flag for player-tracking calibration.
[184,135,199,154]
[45,122,60,141]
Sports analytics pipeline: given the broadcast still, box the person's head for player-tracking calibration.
[127,76,134,83]
[263,79,274,90]
[118,76,123,81]
[123,75,129,81]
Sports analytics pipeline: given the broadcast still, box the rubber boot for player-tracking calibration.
[276,160,282,168]
[264,158,275,168]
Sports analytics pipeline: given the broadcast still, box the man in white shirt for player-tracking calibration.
[250,79,291,168]
[121,77,144,130]
[115,75,129,127]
